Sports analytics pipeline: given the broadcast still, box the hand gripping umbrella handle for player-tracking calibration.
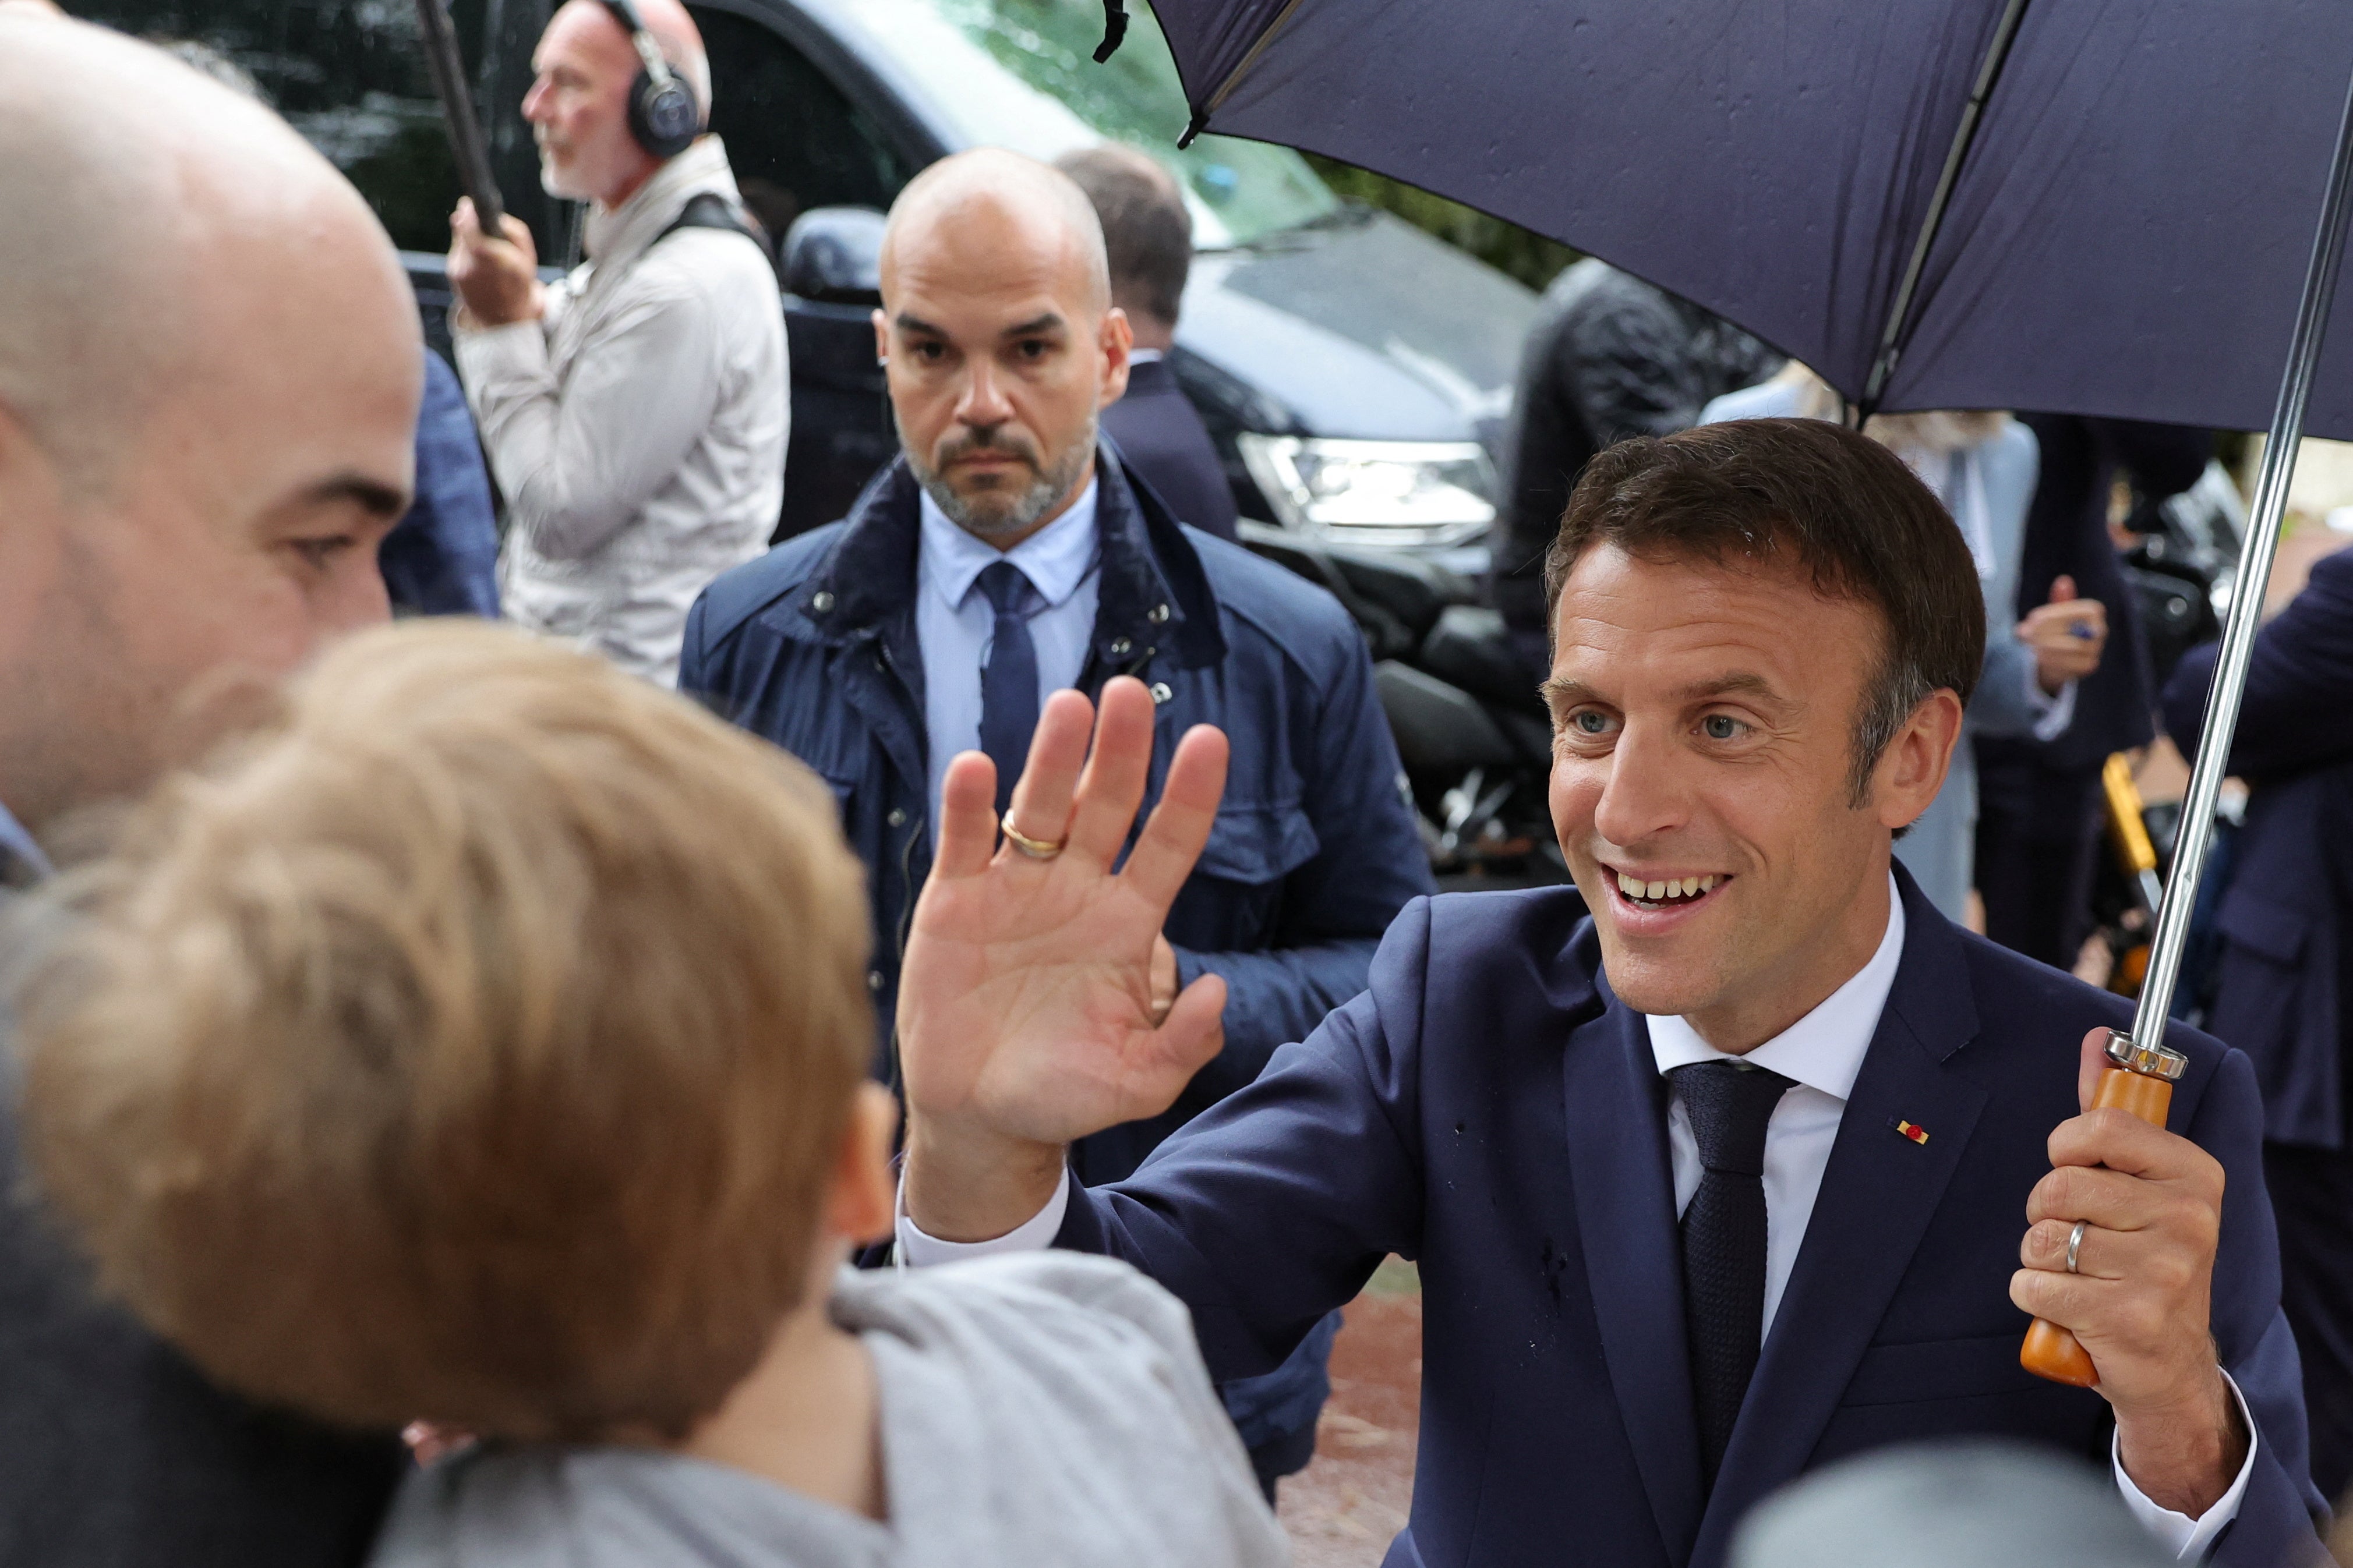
[2021,1031,2189,1386]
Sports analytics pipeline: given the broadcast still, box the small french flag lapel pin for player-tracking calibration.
[1891,1118,1930,1146]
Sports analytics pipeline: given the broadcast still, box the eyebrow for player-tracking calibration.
[301,473,410,522]
[1539,671,1788,708]
[1001,313,1066,339]
[1540,676,1599,710]
[1675,671,1782,703]
[891,311,1070,343]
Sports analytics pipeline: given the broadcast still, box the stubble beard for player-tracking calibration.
[905,417,1097,542]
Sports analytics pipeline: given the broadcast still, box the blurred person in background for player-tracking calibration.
[1976,417,2211,969]
[680,148,1430,1496]
[1493,260,1783,679]
[1055,144,1239,543]
[1704,367,2106,922]
[0,9,419,1559]
[379,350,500,617]
[2165,546,2353,1502]
[447,0,785,685]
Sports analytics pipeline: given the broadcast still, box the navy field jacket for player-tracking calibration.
[679,447,1432,1181]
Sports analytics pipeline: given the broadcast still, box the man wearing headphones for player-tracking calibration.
[448,0,786,686]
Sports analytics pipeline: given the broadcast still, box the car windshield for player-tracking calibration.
[853,0,1342,248]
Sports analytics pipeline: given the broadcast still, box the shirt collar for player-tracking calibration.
[1645,870,1906,1103]
[0,797,54,884]
[917,479,1101,617]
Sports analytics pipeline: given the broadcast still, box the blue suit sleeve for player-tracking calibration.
[1059,900,1435,1381]
[2190,1046,2330,1563]
[1170,626,1436,1078]
[677,590,712,696]
[2164,549,2353,778]
[380,351,501,618]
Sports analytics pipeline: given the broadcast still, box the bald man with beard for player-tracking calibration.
[0,11,419,1563]
[681,150,1430,1495]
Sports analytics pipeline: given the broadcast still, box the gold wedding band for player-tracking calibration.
[1002,823,1068,861]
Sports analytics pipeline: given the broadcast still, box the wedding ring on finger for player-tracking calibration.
[2066,1219,2089,1276]
[1002,823,1068,862]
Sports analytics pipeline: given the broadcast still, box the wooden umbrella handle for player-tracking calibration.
[2019,1067,2176,1386]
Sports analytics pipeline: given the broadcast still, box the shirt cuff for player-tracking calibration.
[2027,668,2079,742]
[2112,1369,2257,1560]
[893,1166,1072,1269]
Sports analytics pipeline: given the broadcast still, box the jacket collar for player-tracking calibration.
[582,136,742,276]
[799,444,1227,672]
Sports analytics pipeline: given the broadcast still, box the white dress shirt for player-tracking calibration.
[899,870,2252,1556]
[915,481,1102,838]
[0,797,52,882]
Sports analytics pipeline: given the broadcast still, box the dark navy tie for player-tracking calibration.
[1670,1059,1795,1488]
[976,561,1043,817]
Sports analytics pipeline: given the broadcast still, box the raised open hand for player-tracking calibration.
[899,678,1229,1240]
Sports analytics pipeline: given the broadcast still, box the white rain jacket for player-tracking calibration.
[455,137,787,685]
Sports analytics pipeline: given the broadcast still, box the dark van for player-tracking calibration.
[79,0,1535,566]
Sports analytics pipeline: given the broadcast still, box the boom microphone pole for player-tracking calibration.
[414,0,505,235]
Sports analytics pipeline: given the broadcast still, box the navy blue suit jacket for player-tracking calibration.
[379,351,499,618]
[1057,868,2324,1566]
[1098,359,1239,543]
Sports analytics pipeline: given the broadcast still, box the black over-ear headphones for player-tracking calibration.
[599,0,699,160]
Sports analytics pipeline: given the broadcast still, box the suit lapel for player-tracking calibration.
[1693,876,1990,1561]
[1563,990,1705,1566]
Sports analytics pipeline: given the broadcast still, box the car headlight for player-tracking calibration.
[1237,434,1497,548]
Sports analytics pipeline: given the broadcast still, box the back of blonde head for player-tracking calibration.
[15,622,872,1440]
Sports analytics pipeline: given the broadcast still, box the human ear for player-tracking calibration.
[1869,688,1963,831]
[870,308,889,369]
[1097,307,1133,409]
[822,1081,900,1247]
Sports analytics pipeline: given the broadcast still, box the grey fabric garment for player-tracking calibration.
[369,1253,1288,1568]
[455,136,787,686]
[1730,1439,2172,1568]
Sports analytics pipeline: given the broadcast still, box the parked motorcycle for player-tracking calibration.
[1237,523,1566,879]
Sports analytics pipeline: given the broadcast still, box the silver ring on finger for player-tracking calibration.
[2065,1218,2089,1276]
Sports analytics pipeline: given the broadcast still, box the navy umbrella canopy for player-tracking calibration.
[1137,0,2353,436]
[1122,0,2353,1383]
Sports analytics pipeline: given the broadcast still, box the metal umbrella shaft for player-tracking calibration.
[2129,55,2353,1042]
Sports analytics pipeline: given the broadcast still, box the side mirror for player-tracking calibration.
[781,206,886,306]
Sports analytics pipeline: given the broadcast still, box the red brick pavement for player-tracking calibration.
[1278,1261,1422,1567]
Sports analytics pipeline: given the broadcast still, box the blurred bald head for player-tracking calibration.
[0,13,419,831]
[528,0,710,207]
[874,151,1127,545]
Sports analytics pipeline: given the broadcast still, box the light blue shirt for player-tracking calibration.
[0,797,52,882]
[916,481,1103,838]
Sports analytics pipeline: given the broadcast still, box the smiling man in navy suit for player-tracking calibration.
[889,417,2326,1567]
